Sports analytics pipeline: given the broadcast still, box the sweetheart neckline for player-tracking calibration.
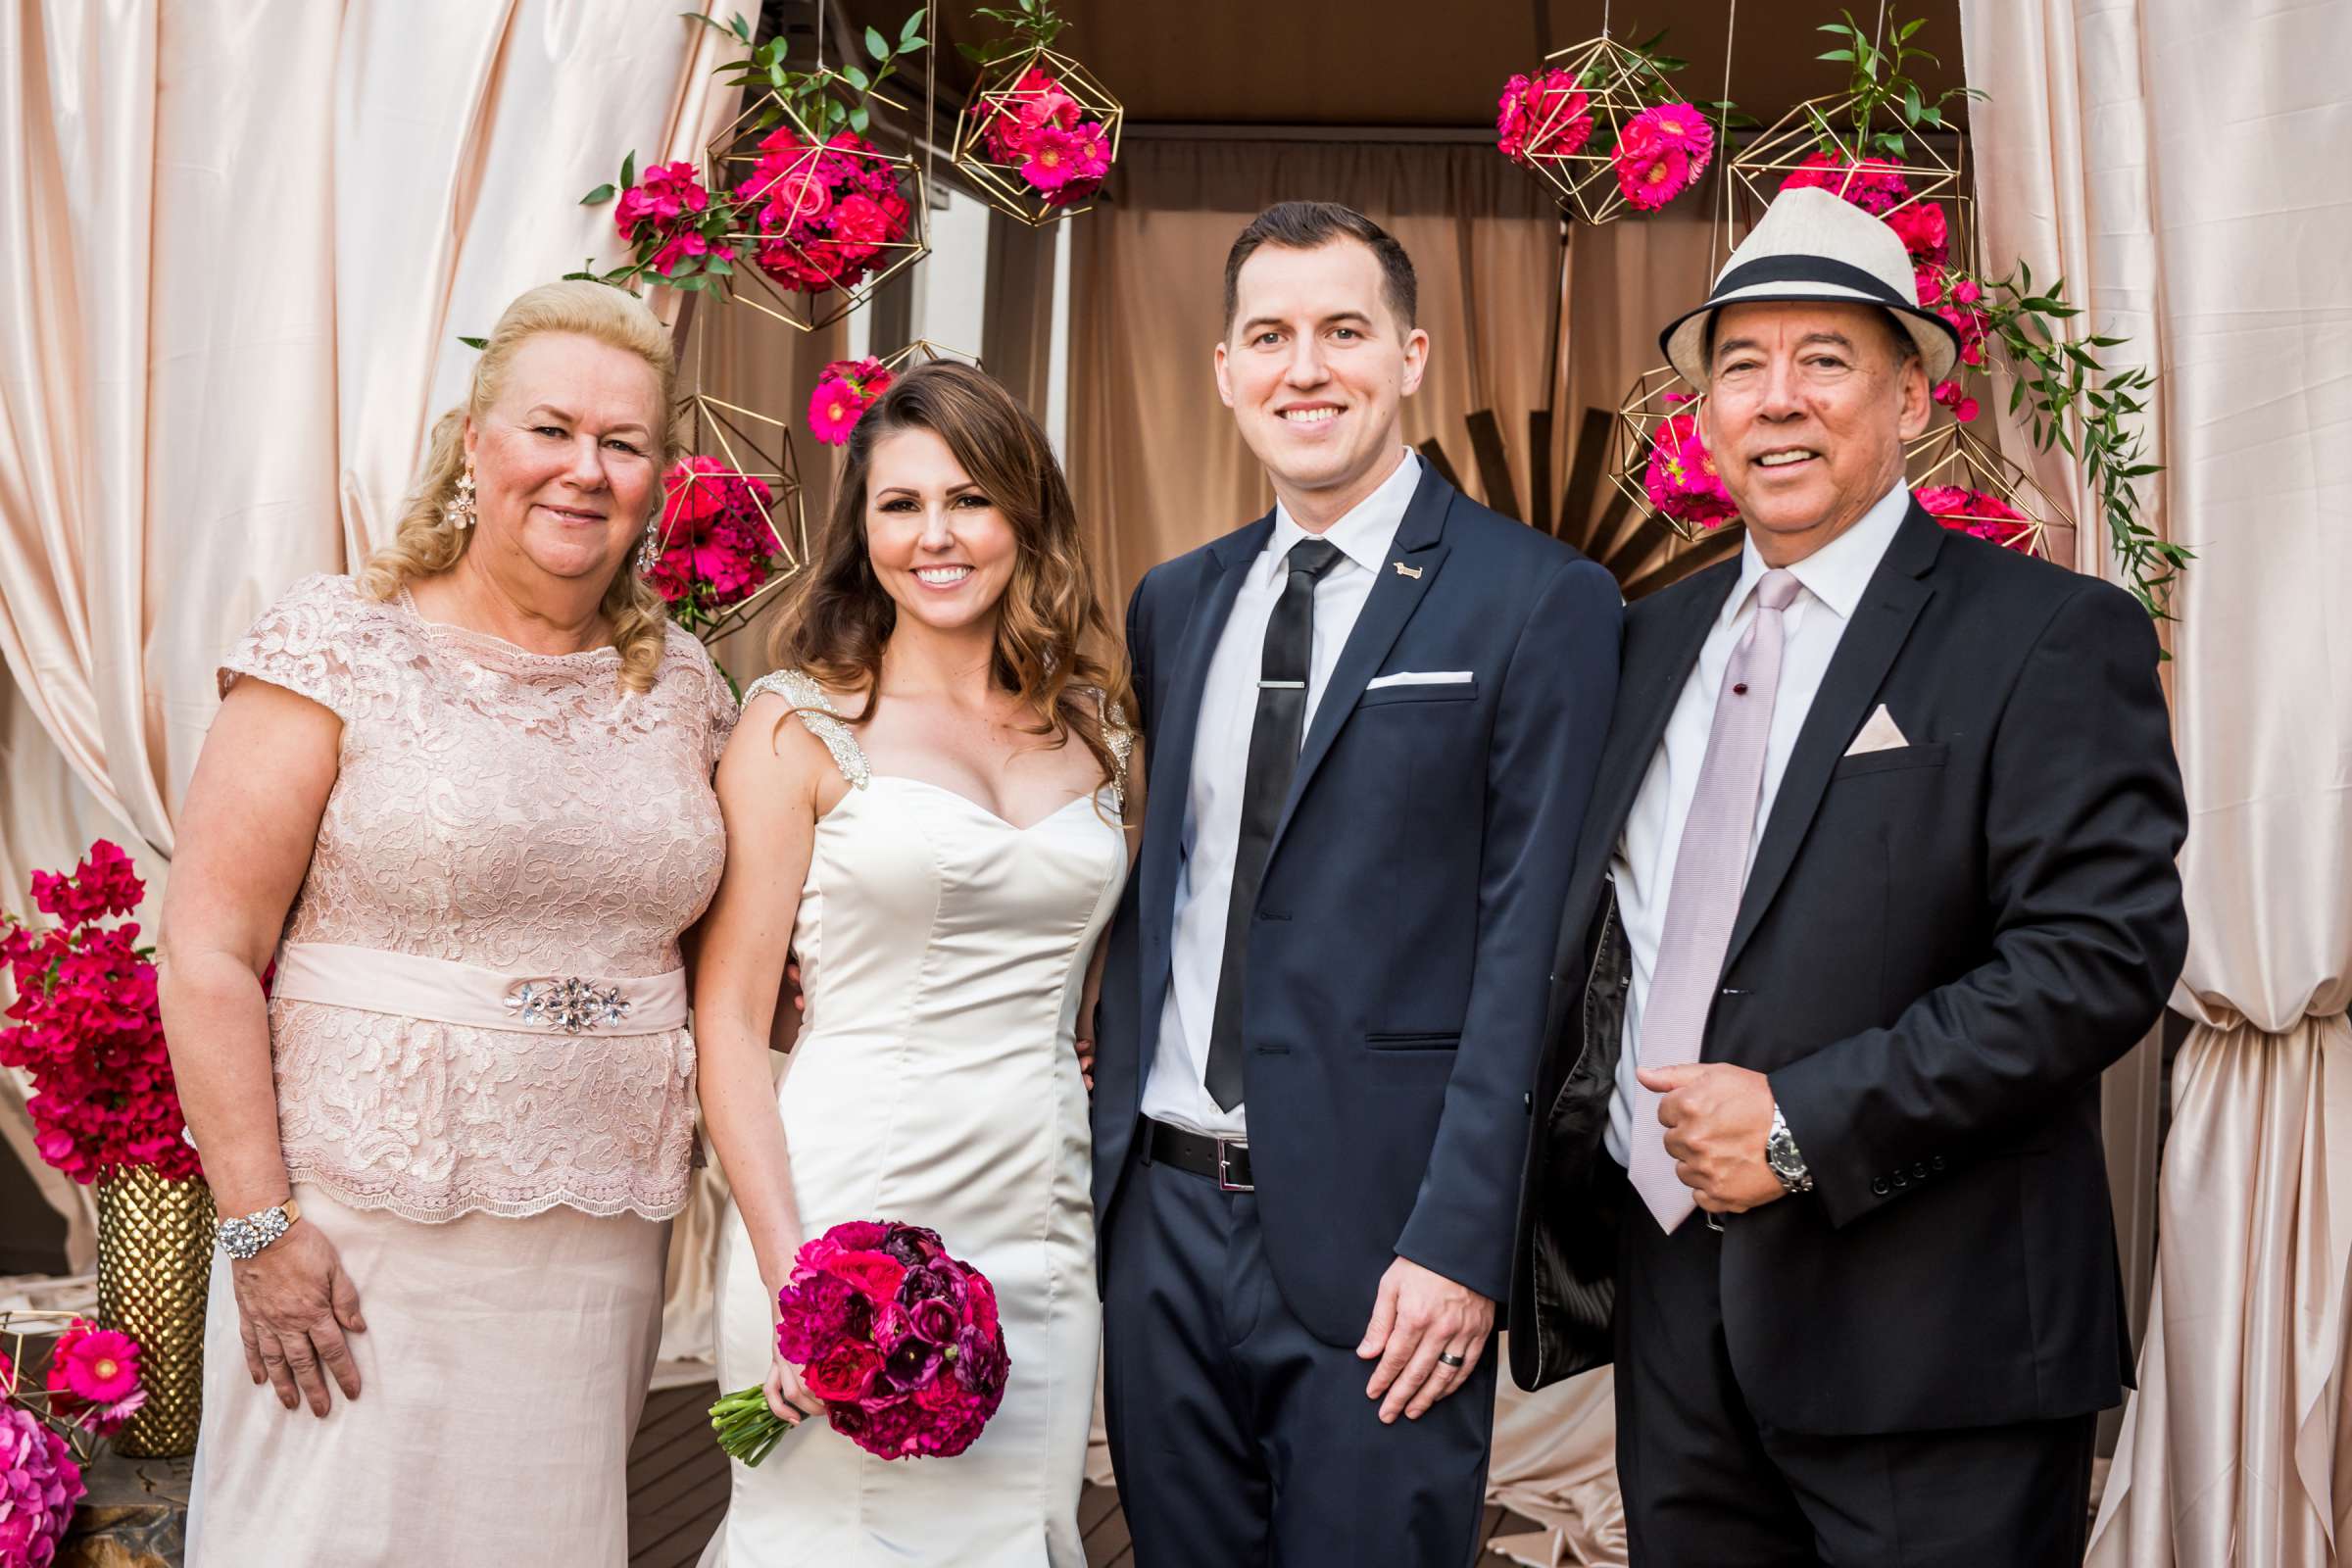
[828,774,1109,834]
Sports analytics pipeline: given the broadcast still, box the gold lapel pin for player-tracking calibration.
[1393,562,1422,579]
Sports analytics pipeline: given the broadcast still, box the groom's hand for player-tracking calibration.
[1358,1257,1494,1424]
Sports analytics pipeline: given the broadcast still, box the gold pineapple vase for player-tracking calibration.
[96,1168,216,1458]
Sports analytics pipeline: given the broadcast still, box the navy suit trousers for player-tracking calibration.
[1103,1150,1497,1568]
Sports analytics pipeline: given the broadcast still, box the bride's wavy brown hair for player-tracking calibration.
[768,361,1132,791]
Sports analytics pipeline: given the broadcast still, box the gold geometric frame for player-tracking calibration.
[1904,422,2067,561]
[952,46,1123,227]
[875,337,984,376]
[1607,365,1739,542]
[1730,92,1963,229]
[658,391,810,646]
[704,84,932,335]
[1510,35,1698,226]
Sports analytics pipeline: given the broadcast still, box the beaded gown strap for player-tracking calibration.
[1092,689,1136,813]
[742,669,870,788]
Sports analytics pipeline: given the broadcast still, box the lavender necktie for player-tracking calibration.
[1629,567,1802,1232]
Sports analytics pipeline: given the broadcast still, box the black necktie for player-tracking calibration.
[1204,537,1346,1111]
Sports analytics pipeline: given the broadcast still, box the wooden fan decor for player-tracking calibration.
[952,46,1123,227]
[705,85,933,335]
[1507,35,1694,226]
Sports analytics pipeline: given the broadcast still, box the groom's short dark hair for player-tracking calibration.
[1222,203,1418,333]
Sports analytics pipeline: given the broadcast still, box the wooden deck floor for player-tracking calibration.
[625,1381,1544,1566]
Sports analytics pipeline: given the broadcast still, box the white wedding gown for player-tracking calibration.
[702,671,1125,1567]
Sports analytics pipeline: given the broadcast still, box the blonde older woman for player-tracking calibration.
[163,280,735,1565]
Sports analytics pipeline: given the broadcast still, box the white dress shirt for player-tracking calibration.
[1605,482,1912,1166]
[1142,449,1423,1140]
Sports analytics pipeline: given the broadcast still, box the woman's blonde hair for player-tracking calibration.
[360,279,680,693]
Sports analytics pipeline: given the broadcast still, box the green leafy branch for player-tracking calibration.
[1814,10,1983,158]
[691,6,929,139]
[959,0,1067,67]
[1977,261,2184,618]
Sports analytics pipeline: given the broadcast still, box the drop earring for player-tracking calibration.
[445,465,477,529]
[635,515,663,574]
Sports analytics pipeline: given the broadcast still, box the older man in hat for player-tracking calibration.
[1505,187,2189,1563]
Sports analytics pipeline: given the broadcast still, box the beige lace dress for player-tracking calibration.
[185,572,735,1567]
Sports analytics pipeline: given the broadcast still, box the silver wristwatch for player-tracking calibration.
[216,1197,302,1260]
[1765,1107,1813,1195]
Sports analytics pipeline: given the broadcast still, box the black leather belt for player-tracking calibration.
[1145,1119,1253,1192]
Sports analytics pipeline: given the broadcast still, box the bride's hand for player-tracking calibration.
[1074,997,1099,1094]
[765,1354,825,1426]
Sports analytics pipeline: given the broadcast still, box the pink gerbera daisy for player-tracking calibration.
[1018,124,1085,192]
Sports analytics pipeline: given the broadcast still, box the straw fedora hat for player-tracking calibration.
[1658,186,1960,387]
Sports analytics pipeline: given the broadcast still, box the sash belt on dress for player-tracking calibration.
[272,942,687,1036]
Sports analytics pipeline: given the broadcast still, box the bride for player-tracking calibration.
[693,362,1136,1565]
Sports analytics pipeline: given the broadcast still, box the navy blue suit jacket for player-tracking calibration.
[1093,465,1622,1347]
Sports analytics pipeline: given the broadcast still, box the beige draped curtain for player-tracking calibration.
[1959,2,2352,1563]
[0,0,741,1323]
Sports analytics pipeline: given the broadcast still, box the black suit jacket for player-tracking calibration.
[1094,466,1622,1346]
[1508,499,2188,1435]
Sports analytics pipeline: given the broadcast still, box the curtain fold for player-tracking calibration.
[0,0,744,1341]
[1959,1,2352,1560]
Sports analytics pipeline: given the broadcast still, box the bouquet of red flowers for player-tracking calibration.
[969,65,1112,208]
[710,1220,1008,1466]
[0,842,197,1185]
[733,129,917,297]
[646,457,783,628]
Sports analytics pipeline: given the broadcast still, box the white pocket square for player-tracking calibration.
[1365,669,1473,690]
[1843,704,1910,757]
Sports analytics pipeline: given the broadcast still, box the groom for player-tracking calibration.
[1092,202,1621,1565]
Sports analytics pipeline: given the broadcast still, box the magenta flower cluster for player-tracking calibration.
[734,129,916,296]
[808,358,896,447]
[1496,69,1594,168]
[648,458,781,618]
[1779,150,1916,216]
[1612,102,1714,211]
[613,160,738,281]
[1917,485,2033,551]
[1642,406,1740,531]
[0,843,199,1186]
[774,1220,1009,1461]
[0,1403,79,1568]
[40,1321,144,1441]
[972,66,1112,207]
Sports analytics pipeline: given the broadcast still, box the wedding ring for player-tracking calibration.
[1438,1350,1466,1369]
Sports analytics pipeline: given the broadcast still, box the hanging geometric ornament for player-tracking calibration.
[703,82,933,335]
[1729,92,1963,230]
[1607,366,1740,542]
[646,393,809,646]
[953,3,1121,228]
[1495,34,1718,224]
[1904,422,2069,562]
